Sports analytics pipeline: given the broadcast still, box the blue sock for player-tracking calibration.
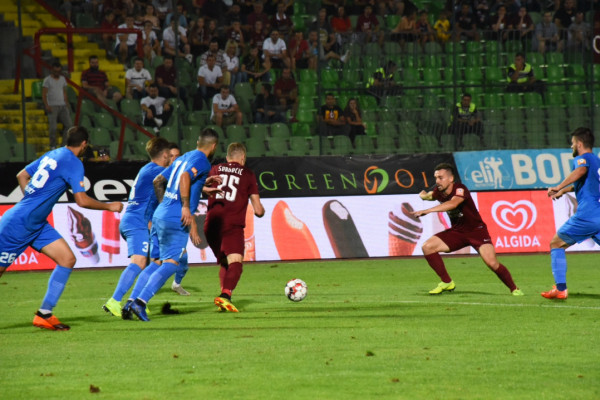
[550,248,567,290]
[41,265,73,311]
[112,263,142,301]
[174,253,189,285]
[138,262,178,303]
[130,261,160,300]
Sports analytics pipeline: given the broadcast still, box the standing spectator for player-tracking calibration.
[125,57,153,100]
[42,61,72,149]
[141,20,160,64]
[454,3,480,42]
[199,38,226,69]
[245,1,270,34]
[535,10,563,54]
[506,53,545,93]
[223,43,242,91]
[81,55,123,104]
[318,93,347,137]
[507,6,535,49]
[101,9,119,57]
[211,86,243,128]
[162,19,191,60]
[153,0,173,26]
[288,30,310,71]
[447,93,483,148]
[270,2,293,40]
[115,15,140,63]
[355,5,384,46]
[554,0,577,42]
[274,67,298,121]
[343,98,365,144]
[253,83,284,123]
[141,83,173,130]
[568,11,591,51]
[195,53,223,109]
[154,56,186,99]
[433,10,452,45]
[262,29,291,69]
[241,45,271,86]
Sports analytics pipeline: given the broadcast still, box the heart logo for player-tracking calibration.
[491,200,537,233]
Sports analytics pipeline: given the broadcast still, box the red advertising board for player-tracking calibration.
[477,191,555,253]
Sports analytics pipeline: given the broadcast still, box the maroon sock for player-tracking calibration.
[219,266,227,292]
[493,264,517,291]
[424,253,452,283]
[223,262,243,294]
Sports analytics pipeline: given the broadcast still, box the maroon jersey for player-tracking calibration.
[432,183,486,231]
[206,162,259,228]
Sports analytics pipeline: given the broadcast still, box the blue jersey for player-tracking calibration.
[120,161,164,232]
[153,150,211,223]
[18,147,85,230]
[571,152,600,218]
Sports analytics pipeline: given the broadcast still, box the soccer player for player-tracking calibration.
[102,137,171,317]
[411,163,523,296]
[542,127,600,300]
[0,126,123,330]
[128,128,221,321]
[205,143,265,312]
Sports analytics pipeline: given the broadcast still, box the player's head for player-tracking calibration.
[197,127,219,159]
[571,127,594,156]
[226,142,247,165]
[168,142,181,165]
[66,126,89,155]
[433,163,455,192]
[146,137,171,166]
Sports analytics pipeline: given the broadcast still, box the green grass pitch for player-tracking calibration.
[1,254,599,399]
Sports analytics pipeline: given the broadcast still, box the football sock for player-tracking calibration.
[130,261,160,300]
[219,266,227,291]
[112,263,142,301]
[174,253,189,285]
[223,262,243,293]
[493,264,517,291]
[41,265,72,311]
[424,253,452,283]
[551,248,567,290]
[138,261,178,303]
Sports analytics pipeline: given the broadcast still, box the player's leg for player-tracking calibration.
[421,233,456,294]
[477,243,520,294]
[171,252,190,295]
[542,233,571,299]
[214,228,245,312]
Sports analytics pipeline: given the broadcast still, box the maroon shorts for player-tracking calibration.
[434,225,492,252]
[204,219,245,262]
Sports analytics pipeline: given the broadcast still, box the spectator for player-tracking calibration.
[211,86,243,128]
[262,29,291,69]
[195,53,223,110]
[81,55,122,104]
[331,5,353,46]
[535,10,563,54]
[115,15,140,63]
[473,0,491,29]
[416,11,435,48]
[448,93,483,148]
[188,17,210,58]
[343,98,366,144]
[224,3,243,27]
[153,0,173,25]
[568,11,591,51]
[391,10,418,48]
[249,20,268,54]
[241,45,271,86]
[318,93,347,137]
[125,57,153,100]
[366,60,400,101]
[310,8,340,57]
[507,6,535,49]
[273,67,298,122]
[154,56,186,100]
[253,83,284,123]
[162,19,191,61]
[554,0,577,42]
[434,10,451,45]
[141,20,161,64]
[270,1,293,40]
[307,30,349,70]
[141,83,172,131]
[101,9,119,57]
[454,3,480,42]
[42,61,73,149]
[322,0,344,17]
[165,2,188,28]
[245,1,270,34]
[506,52,545,94]
[199,38,226,69]
[288,30,310,71]
[488,5,509,42]
[225,19,246,55]
[142,4,161,35]
[355,5,384,46]
[223,42,242,91]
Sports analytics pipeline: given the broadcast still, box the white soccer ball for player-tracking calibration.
[285,279,307,302]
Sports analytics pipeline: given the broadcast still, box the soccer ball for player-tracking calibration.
[285,279,307,302]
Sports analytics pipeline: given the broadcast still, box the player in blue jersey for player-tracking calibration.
[102,137,171,317]
[129,128,221,321]
[543,127,600,300]
[0,126,123,330]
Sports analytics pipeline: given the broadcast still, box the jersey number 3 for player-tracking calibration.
[216,174,239,201]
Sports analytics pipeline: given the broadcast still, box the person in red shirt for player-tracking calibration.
[411,163,523,296]
[331,5,352,41]
[205,142,265,312]
[274,67,298,121]
[81,55,122,104]
[355,4,384,46]
[288,30,310,71]
[154,56,186,100]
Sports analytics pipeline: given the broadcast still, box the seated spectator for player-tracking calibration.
[142,4,161,35]
[507,6,535,49]
[288,30,310,71]
[225,19,246,55]
[568,11,591,51]
[249,20,268,55]
[253,83,284,124]
[199,38,226,69]
[343,98,365,144]
[125,57,153,100]
[195,53,223,110]
[355,5,384,46]
[454,3,480,42]
[274,67,298,122]
[262,29,291,69]
[162,19,191,61]
[211,86,243,128]
[473,0,491,29]
[81,55,122,104]
[535,11,563,54]
[447,93,483,147]
[188,17,210,58]
[310,8,342,57]
[488,5,509,42]
[416,11,435,48]
[554,0,577,43]
[223,43,243,91]
[153,0,173,26]
[141,83,172,131]
[307,30,349,70]
[433,10,451,45]
[331,5,353,46]
[101,9,119,57]
[270,2,294,40]
[115,15,140,64]
[141,20,161,64]
[241,45,271,86]
[391,10,419,48]
[245,1,270,34]
[319,93,347,137]
[224,3,243,27]
[506,53,545,94]
[366,60,400,101]
[154,56,186,100]
[165,2,188,28]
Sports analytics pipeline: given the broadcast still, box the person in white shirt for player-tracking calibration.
[115,15,140,63]
[262,29,291,69]
[211,86,243,128]
[162,19,190,59]
[142,20,160,64]
[42,61,72,149]
[141,83,172,130]
[194,53,223,110]
[223,43,243,92]
[125,57,153,100]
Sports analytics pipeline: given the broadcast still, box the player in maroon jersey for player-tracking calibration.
[204,142,265,312]
[411,163,523,296]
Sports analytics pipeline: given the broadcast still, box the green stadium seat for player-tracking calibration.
[504,40,523,53]
[482,93,503,109]
[182,125,201,142]
[296,109,315,124]
[299,69,317,83]
[379,121,398,138]
[484,40,499,54]
[320,69,339,83]
[330,135,353,155]
[378,108,398,122]
[234,82,254,101]
[423,42,443,54]
[267,137,289,156]
[439,134,455,151]
[397,135,419,153]
[564,91,585,106]
[422,54,443,68]
[464,67,483,83]
[186,110,208,126]
[523,92,543,107]
[386,15,400,30]
[375,136,397,154]
[292,123,312,137]
[462,134,483,151]
[361,110,378,122]
[89,127,113,146]
[423,67,442,84]
[354,135,375,154]
[504,92,522,108]
[204,124,225,140]
[545,92,564,107]
[383,41,401,55]
[288,136,311,156]
[269,123,290,139]
[226,125,247,142]
[359,95,378,110]
[244,137,267,157]
[298,83,316,97]
[403,67,420,84]
[398,121,419,138]
[545,52,564,65]
[418,135,439,153]
[248,124,269,140]
[158,126,178,142]
[545,65,564,83]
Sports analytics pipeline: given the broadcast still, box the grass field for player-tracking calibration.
[1,253,599,400]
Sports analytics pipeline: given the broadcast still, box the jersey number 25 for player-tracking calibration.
[216,174,239,201]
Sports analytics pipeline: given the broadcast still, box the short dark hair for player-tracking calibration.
[89,55,98,62]
[168,142,180,150]
[571,127,594,149]
[133,57,144,64]
[51,61,62,68]
[146,137,170,159]
[198,127,219,147]
[262,83,272,93]
[515,52,525,59]
[66,126,89,147]
[462,93,472,99]
[434,162,455,177]
[148,82,158,89]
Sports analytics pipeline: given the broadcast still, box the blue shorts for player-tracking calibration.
[557,215,600,246]
[152,217,188,262]
[149,225,160,260]
[0,220,62,268]
[120,227,150,258]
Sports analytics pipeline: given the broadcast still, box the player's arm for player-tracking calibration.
[153,174,167,203]
[179,171,193,226]
[249,194,265,218]
[412,195,464,218]
[16,169,31,193]
[418,190,434,201]
[548,166,587,198]
[74,192,123,212]
[189,214,201,246]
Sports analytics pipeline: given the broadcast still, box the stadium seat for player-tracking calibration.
[546,52,564,65]
[403,67,420,84]
[523,92,543,108]
[186,110,208,126]
[296,109,315,124]
[288,136,311,155]
[544,92,564,107]
[482,93,503,109]
[89,127,113,147]
[398,121,419,139]
[320,69,339,83]
[247,124,269,140]
[158,126,179,142]
[292,123,312,137]
[374,136,397,154]
[299,69,318,83]
[298,82,316,97]
[353,135,375,154]
[564,91,584,106]
[234,82,254,101]
[244,137,267,157]
[267,137,289,156]
[423,42,443,54]
[504,92,522,108]
[330,135,353,155]
[545,65,565,83]
[182,125,201,142]
[379,121,398,138]
[226,125,247,142]
[386,15,401,30]
[270,122,290,139]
